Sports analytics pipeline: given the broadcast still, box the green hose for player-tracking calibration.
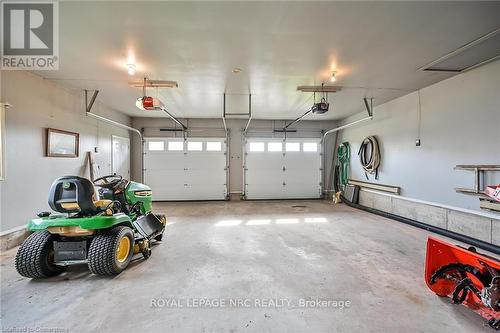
[337,142,350,187]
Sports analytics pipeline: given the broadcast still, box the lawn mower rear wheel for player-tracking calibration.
[15,230,66,279]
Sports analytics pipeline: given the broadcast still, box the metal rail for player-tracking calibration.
[159,107,187,130]
[284,109,312,130]
[319,98,374,196]
[322,116,373,143]
[243,94,252,133]
[322,98,373,143]
[84,90,144,183]
[85,112,142,138]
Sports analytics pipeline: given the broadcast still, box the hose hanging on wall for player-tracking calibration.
[358,136,380,180]
[336,142,350,189]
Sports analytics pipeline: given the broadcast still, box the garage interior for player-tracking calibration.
[0,1,499,332]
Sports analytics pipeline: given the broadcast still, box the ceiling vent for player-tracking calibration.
[419,27,500,73]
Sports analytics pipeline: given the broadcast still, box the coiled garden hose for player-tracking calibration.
[358,136,380,179]
[337,142,350,188]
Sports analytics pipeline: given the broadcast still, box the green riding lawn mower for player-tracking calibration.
[15,175,166,278]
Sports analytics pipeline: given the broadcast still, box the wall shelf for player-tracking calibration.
[454,164,500,212]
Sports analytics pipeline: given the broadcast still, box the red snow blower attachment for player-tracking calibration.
[425,236,500,330]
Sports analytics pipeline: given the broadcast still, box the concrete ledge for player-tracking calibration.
[359,189,499,244]
[392,198,447,229]
[358,190,374,208]
[0,226,29,252]
[492,219,500,246]
[447,210,492,243]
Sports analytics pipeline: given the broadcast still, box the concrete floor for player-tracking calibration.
[0,200,492,332]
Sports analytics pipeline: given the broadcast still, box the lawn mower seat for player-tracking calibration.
[48,176,112,215]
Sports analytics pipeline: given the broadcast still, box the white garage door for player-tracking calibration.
[244,138,322,199]
[144,138,227,201]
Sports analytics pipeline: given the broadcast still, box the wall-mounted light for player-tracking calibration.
[127,63,136,76]
[330,72,336,83]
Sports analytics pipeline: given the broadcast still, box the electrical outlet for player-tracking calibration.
[94,147,99,153]
[415,139,421,147]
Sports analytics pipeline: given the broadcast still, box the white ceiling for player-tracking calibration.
[36,1,500,120]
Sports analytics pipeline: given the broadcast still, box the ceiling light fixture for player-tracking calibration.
[330,72,336,83]
[127,63,136,76]
[232,67,242,74]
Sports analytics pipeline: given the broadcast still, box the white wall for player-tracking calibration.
[0,71,131,232]
[340,59,500,211]
[130,118,339,196]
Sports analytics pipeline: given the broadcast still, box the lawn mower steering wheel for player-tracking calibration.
[93,175,123,189]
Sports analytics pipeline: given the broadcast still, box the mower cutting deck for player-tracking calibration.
[425,236,500,330]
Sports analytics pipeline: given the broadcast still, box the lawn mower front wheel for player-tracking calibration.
[88,226,134,276]
[15,230,66,279]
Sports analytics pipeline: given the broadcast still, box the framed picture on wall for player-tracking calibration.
[46,128,79,158]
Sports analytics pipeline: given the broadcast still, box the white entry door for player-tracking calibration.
[245,138,322,199]
[144,138,227,201]
[112,136,130,178]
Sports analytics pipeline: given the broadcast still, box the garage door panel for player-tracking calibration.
[145,169,185,183]
[185,185,227,200]
[187,163,225,171]
[245,138,321,199]
[286,163,320,171]
[146,178,186,188]
[282,183,320,199]
[285,154,320,164]
[246,168,283,176]
[247,169,283,178]
[246,155,282,167]
[246,184,285,199]
[246,177,284,187]
[185,153,225,164]
[145,153,185,170]
[286,173,320,185]
[144,138,227,201]
[150,184,187,201]
[286,167,320,177]
[187,170,226,184]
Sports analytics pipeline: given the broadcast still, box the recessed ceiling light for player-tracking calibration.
[127,63,136,76]
[232,67,242,74]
